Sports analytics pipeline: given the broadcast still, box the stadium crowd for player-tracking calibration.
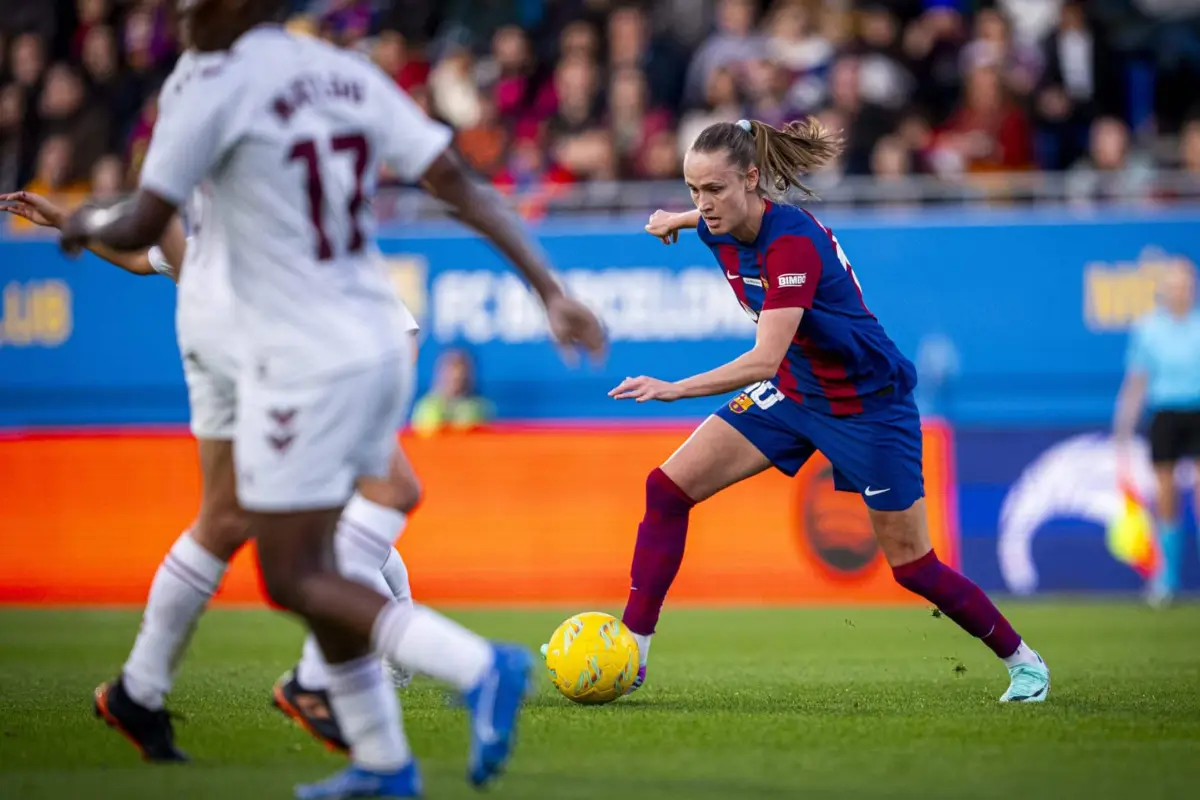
[2,0,1200,213]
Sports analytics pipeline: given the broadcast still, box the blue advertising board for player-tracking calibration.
[2,206,1198,428]
[955,427,1197,594]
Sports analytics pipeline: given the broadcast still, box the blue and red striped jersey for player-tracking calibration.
[697,200,916,416]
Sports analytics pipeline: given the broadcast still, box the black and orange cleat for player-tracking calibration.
[271,669,349,754]
[93,677,188,763]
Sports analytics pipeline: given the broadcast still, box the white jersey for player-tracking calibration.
[140,27,438,382]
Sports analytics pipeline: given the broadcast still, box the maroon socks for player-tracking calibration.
[622,468,1021,662]
[622,468,695,637]
[892,549,1022,658]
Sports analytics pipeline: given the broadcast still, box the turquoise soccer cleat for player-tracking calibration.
[999,651,1050,703]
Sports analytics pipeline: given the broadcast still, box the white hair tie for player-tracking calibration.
[736,119,752,132]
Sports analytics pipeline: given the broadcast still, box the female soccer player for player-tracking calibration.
[0,187,422,757]
[1114,261,1200,606]
[610,118,1050,703]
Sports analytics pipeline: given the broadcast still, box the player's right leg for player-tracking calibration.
[95,355,247,762]
[285,449,422,703]
[274,452,423,753]
[610,384,808,694]
[800,395,1050,702]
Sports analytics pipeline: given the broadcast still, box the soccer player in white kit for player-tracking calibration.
[58,1,607,796]
[2,180,423,758]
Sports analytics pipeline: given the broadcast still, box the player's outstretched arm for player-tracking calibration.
[59,189,178,262]
[420,151,607,363]
[610,307,803,402]
[1,191,181,281]
[645,209,701,244]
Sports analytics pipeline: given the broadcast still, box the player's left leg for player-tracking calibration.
[808,395,1049,703]
[871,501,1049,702]
[96,354,246,762]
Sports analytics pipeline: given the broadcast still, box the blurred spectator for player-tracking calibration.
[606,66,672,175]
[477,25,531,121]
[456,95,507,176]
[741,58,801,131]
[556,128,619,182]
[71,0,113,60]
[677,65,742,158]
[639,129,682,179]
[684,0,765,108]
[10,32,47,91]
[544,55,603,140]
[997,0,1064,48]
[933,64,1033,176]
[853,3,915,113]
[411,349,493,436]
[90,153,125,199]
[373,30,431,92]
[903,4,967,124]
[825,55,896,175]
[960,6,1041,100]
[318,0,375,47]
[23,135,87,204]
[607,3,687,110]
[38,63,111,182]
[429,43,483,128]
[1033,1,1126,171]
[0,84,25,192]
[1066,115,1154,203]
[494,135,575,194]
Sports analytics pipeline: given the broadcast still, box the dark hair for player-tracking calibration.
[690,117,844,200]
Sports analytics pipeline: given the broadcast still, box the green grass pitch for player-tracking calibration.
[1,603,1198,799]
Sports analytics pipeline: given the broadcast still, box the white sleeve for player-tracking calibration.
[372,70,453,183]
[140,55,248,206]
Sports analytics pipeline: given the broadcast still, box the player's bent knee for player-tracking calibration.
[190,509,251,562]
[357,474,422,514]
[868,499,932,568]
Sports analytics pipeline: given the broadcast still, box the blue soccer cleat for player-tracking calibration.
[294,763,422,799]
[999,651,1051,703]
[464,643,534,788]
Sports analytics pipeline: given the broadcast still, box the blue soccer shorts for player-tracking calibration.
[714,380,925,512]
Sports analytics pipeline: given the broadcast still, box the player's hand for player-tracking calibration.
[546,294,607,365]
[609,375,683,402]
[645,209,680,244]
[0,191,67,229]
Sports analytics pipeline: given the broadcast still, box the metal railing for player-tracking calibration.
[372,169,1200,223]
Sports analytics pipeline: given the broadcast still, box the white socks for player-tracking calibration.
[1002,640,1041,669]
[123,532,227,710]
[296,493,414,691]
[327,654,411,772]
[632,632,652,667]
[372,604,492,692]
[381,548,412,604]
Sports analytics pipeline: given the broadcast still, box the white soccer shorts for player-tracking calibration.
[180,338,239,440]
[234,354,411,513]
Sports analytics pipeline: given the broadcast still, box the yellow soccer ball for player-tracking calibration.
[544,612,639,705]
